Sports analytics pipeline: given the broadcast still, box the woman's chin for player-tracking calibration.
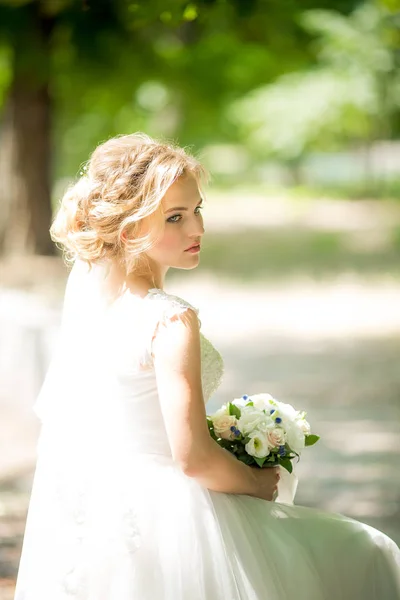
[172,256,200,271]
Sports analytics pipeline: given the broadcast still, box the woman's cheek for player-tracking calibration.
[152,232,179,256]
[161,229,181,250]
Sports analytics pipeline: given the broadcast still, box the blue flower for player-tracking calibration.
[234,429,241,437]
[270,409,275,414]
[242,394,249,400]
[230,426,236,432]
[278,445,286,456]
[275,417,282,424]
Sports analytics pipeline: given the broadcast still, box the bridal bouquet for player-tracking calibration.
[207,393,319,473]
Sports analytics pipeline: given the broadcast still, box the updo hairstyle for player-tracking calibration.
[50,133,206,275]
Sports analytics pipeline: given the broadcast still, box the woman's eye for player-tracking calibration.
[167,214,182,223]
[167,206,203,223]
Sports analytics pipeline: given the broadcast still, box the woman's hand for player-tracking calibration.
[250,466,280,501]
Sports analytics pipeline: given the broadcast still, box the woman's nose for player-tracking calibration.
[190,215,205,236]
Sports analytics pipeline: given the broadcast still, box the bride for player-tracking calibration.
[14,133,400,599]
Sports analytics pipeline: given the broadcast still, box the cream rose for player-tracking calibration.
[212,404,229,418]
[245,431,270,458]
[266,427,286,450]
[212,414,237,440]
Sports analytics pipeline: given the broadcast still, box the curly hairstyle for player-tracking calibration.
[50,133,206,275]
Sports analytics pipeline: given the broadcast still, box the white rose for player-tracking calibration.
[232,397,250,408]
[254,415,276,433]
[212,414,237,440]
[245,431,271,458]
[285,421,305,455]
[266,427,286,450]
[250,393,275,411]
[274,401,298,422]
[237,408,268,435]
[297,418,311,436]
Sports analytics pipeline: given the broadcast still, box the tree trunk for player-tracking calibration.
[0,6,55,257]
[287,157,304,186]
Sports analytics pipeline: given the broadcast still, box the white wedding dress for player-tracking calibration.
[14,260,400,600]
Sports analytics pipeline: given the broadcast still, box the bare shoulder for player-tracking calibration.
[152,303,201,373]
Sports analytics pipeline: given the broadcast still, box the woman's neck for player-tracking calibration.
[103,260,167,301]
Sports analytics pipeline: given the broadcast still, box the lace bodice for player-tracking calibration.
[145,289,224,401]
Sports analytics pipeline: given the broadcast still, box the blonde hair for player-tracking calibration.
[50,133,206,275]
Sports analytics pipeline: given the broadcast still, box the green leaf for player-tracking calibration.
[279,457,293,473]
[254,456,267,468]
[228,403,241,419]
[305,434,320,447]
[237,454,254,466]
[206,418,218,441]
[219,439,234,450]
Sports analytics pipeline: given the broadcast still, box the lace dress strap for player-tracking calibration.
[146,288,200,322]
[142,289,201,366]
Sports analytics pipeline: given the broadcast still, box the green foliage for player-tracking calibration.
[0,0,371,180]
[228,2,400,161]
[0,0,398,183]
[228,402,241,419]
[305,434,320,446]
[279,457,293,473]
[206,417,218,442]
[237,453,254,466]
[0,45,12,105]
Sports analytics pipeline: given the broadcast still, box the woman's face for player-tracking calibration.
[146,174,205,272]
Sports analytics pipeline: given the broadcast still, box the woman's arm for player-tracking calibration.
[153,308,279,500]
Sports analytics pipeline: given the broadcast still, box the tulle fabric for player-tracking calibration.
[14,260,400,599]
[15,447,400,600]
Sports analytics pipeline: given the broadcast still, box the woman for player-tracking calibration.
[14,133,400,599]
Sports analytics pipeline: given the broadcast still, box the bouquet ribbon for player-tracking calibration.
[275,467,298,505]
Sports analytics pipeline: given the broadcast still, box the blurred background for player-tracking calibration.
[1,0,400,596]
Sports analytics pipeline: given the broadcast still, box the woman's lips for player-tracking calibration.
[185,244,201,253]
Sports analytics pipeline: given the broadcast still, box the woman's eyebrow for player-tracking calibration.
[165,206,188,213]
[165,199,203,213]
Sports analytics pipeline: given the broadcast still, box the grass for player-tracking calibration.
[211,179,400,202]
[193,227,400,283]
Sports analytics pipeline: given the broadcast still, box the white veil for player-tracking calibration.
[33,258,110,427]
[15,259,138,598]
[31,257,130,509]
